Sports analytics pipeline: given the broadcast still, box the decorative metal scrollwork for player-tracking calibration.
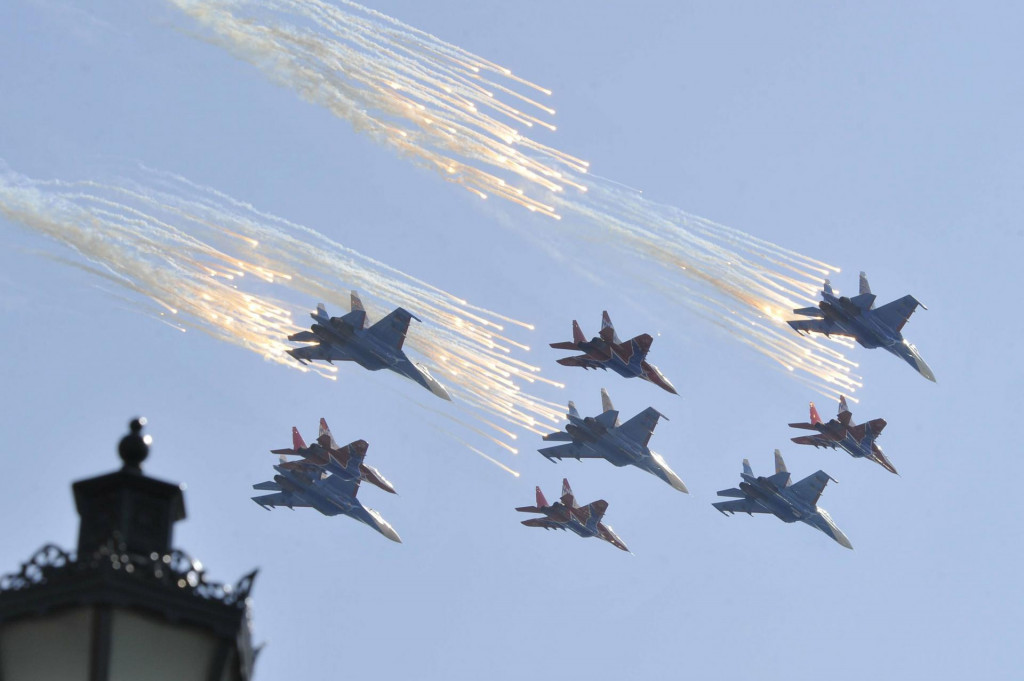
[0,539,255,610]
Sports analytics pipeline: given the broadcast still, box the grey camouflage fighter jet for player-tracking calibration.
[787,272,934,381]
[538,388,687,493]
[287,292,451,399]
[252,462,402,543]
[713,450,852,549]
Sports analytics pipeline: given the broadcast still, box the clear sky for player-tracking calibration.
[1,1,1022,679]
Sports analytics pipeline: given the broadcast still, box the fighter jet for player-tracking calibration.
[789,396,897,474]
[515,478,629,552]
[287,292,452,399]
[538,388,688,493]
[713,450,852,549]
[252,463,402,543]
[787,272,935,381]
[550,311,678,394]
[271,418,397,493]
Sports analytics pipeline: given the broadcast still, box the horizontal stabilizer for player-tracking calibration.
[550,341,580,350]
[792,306,823,317]
[542,431,573,442]
[515,505,543,514]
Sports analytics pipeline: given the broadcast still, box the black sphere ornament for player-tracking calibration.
[119,417,151,471]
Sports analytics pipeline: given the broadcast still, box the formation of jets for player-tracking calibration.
[261,272,931,550]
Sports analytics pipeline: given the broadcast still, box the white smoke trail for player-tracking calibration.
[171,0,862,395]
[0,167,566,461]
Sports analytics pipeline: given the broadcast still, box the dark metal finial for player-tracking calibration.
[119,417,151,472]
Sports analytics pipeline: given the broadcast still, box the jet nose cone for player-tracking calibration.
[901,341,936,382]
[651,452,689,493]
[834,530,854,550]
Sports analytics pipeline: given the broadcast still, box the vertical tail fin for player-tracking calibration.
[350,291,365,312]
[599,311,620,344]
[742,459,753,476]
[535,486,549,508]
[571,320,585,344]
[838,396,851,416]
[318,418,338,449]
[560,478,575,507]
[822,280,834,297]
[568,401,580,419]
[561,478,573,498]
[315,303,329,320]
[292,427,307,451]
[600,388,614,414]
[809,402,822,425]
[774,449,788,475]
[859,272,871,296]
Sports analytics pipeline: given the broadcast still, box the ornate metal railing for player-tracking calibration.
[0,539,256,609]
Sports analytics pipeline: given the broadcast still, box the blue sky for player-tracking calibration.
[1,2,1022,679]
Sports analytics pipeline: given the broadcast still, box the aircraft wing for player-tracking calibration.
[252,492,311,509]
[712,498,770,515]
[556,354,605,369]
[873,295,923,333]
[617,407,664,447]
[787,471,834,508]
[539,442,606,460]
[366,307,418,351]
